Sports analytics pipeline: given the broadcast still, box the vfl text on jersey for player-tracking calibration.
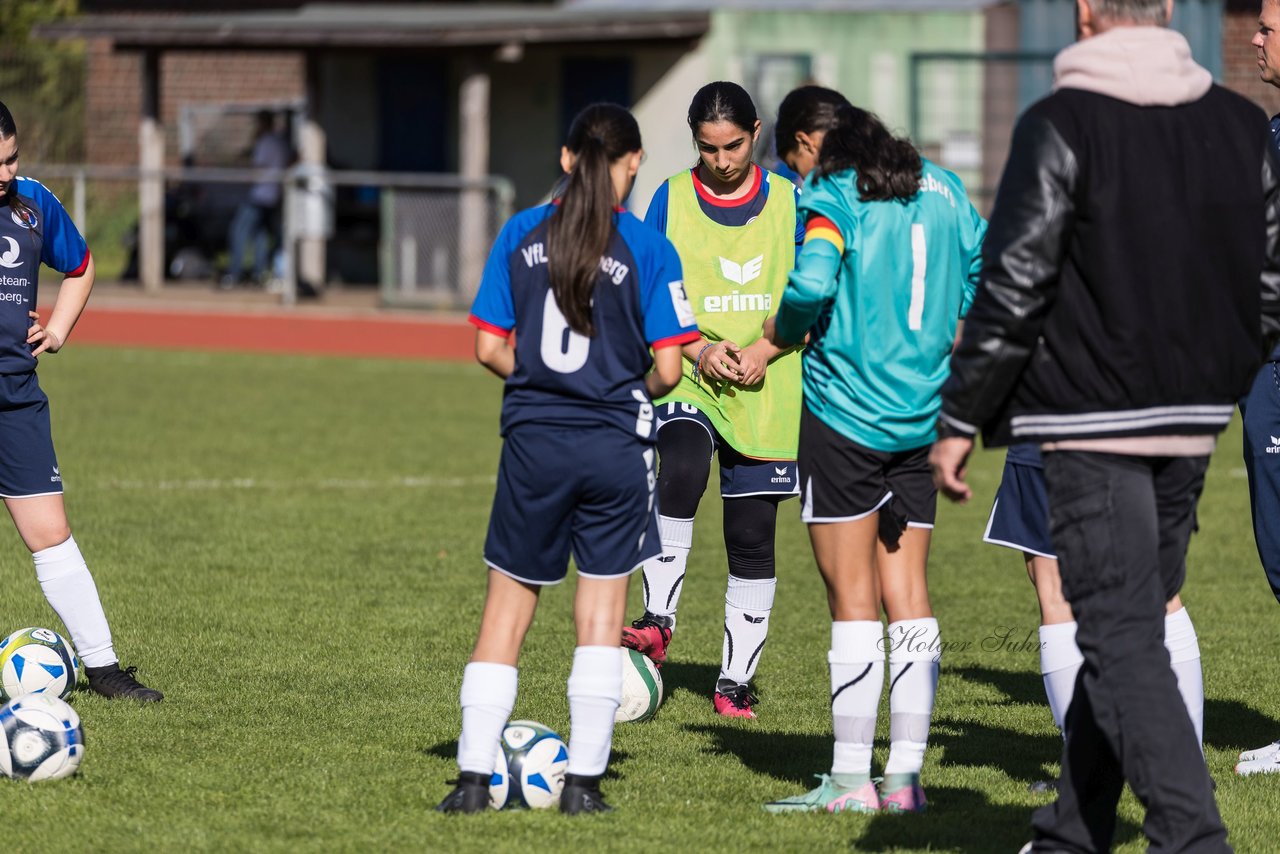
[520,241,631,285]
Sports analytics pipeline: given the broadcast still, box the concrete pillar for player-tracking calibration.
[458,62,490,300]
[299,54,328,289]
[138,50,164,293]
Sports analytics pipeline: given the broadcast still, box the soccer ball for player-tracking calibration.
[499,720,568,809]
[0,693,84,781]
[0,628,80,701]
[616,648,663,723]
[488,744,509,810]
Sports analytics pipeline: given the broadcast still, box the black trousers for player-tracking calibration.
[1031,451,1230,854]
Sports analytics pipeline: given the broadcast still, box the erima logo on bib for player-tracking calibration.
[718,255,764,286]
[1268,436,1280,454]
[0,237,21,269]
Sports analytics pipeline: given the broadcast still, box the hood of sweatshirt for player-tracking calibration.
[1053,26,1212,107]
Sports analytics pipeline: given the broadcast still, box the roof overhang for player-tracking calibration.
[35,3,711,50]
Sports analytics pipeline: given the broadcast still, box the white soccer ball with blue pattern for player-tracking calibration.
[488,743,509,809]
[500,720,569,809]
[0,628,80,701]
[0,693,84,781]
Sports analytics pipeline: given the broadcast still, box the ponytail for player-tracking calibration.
[546,104,642,337]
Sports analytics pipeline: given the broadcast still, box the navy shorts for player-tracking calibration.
[984,456,1056,559]
[0,372,62,498]
[484,424,660,585]
[797,407,936,528]
[654,402,798,498]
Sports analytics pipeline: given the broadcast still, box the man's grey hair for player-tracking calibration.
[1084,0,1170,25]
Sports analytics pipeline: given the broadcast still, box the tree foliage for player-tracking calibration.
[0,0,84,163]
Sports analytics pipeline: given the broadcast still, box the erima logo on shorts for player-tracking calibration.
[0,237,21,269]
[718,254,764,286]
[771,465,791,484]
[1268,436,1280,454]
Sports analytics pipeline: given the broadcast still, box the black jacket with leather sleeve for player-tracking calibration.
[940,86,1280,446]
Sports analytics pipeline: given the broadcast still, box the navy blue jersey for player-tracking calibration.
[469,203,700,440]
[0,178,89,374]
[645,165,805,259]
[1005,442,1044,468]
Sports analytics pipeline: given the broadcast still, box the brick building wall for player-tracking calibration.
[86,39,304,165]
[1223,5,1280,115]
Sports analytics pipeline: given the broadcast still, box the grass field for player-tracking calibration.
[3,344,1280,853]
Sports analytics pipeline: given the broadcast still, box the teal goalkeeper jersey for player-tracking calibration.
[775,160,987,452]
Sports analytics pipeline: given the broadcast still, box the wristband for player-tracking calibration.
[691,342,714,384]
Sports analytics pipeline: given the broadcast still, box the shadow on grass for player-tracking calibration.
[954,663,1049,706]
[684,723,830,786]
[1205,698,1280,753]
[956,663,1280,754]
[850,787,1142,852]
[850,786,1031,851]
[931,717,1062,786]
[422,740,632,781]
[659,659,721,701]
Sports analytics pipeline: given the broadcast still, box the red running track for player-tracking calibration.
[65,305,477,362]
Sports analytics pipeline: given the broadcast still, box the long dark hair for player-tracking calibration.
[546,103,642,337]
[776,85,921,203]
[0,102,37,233]
[687,81,758,135]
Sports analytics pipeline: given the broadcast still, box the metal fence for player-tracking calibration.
[909,51,1058,214]
[23,164,514,308]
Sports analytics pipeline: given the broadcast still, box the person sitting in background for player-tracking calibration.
[221,110,290,289]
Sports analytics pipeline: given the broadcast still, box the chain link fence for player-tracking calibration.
[379,182,510,308]
[24,164,514,308]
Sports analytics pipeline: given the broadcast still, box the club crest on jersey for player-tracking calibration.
[10,208,35,229]
[0,236,21,269]
[718,254,764,287]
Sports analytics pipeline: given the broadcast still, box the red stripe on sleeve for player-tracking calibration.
[651,329,702,350]
[66,249,90,278]
[804,215,841,236]
[468,314,512,338]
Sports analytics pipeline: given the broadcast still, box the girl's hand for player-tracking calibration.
[699,340,743,383]
[734,340,771,386]
[27,311,62,356]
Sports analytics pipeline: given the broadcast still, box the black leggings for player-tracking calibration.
[655,420,780,581]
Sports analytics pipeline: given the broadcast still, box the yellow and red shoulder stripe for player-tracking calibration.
[803,215,844,254]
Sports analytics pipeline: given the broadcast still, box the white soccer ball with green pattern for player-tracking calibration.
[616,647,663,722]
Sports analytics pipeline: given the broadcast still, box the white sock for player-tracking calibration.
[720,576,775,686]
[884,618,940,776]
[33,536,116,668]
[1164,607,1204,747]
[640,516,693,629]
[830,620,884,779]
[1039,621,1084,734]
[566,645,623,777]
[457,661,517,776]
